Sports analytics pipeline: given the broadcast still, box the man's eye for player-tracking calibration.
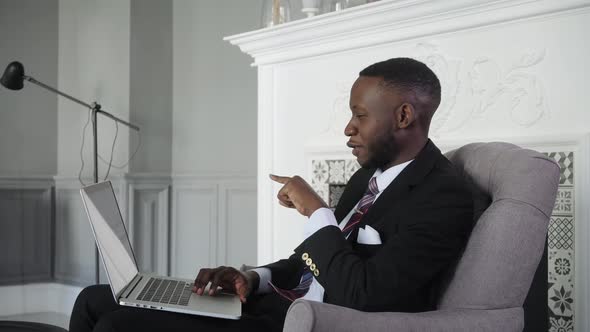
[355,114,366,118]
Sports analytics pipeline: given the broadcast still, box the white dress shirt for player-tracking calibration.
[253,160,413,301]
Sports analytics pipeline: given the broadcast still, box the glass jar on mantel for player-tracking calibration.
[261,0,381,27]
[261,0,293,28]
[301,0,321,17]
[321,0,379,14]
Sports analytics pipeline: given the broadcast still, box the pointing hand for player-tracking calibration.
[270,174,328,217]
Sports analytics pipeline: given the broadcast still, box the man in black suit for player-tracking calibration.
[70,57,473,332]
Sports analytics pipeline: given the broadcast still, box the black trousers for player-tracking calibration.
[69,285,292,332]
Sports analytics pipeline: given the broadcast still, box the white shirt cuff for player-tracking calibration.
[250,267,272,294]
[304,207,338,239]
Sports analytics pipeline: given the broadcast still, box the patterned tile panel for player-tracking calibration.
[327,160,346,184]
[329,185,346,208]
[311,160,329,185]
[553,188,574,217]
[344,159,361,180]
[312,159,360,207]
[543,151,575,332]
[548,249,574,284]
[548,283,574,317]
[549,316,574,332]
[314,183,329,206]
[545,152,574,185]
[548,217,574,250]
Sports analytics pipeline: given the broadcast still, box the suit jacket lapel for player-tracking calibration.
[359,140,441,228]
[332,140,442,242]
[332,167,374,245]
[334,167,374,223]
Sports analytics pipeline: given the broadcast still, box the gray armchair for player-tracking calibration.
[283,142,560,332]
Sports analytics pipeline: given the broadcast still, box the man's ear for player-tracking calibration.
[396,103,415,129]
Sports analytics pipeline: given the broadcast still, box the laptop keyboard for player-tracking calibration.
[136,277,192,306]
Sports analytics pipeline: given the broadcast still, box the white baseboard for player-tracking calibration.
[0,283,82,317]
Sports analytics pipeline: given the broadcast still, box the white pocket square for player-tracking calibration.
[357,225,382,245]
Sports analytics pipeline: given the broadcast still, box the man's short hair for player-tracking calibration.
[359,57,441,122]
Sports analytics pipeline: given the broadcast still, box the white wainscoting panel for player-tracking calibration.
[53,176,126,285]
[0,177,54,285]
[171,175,256,280]
[218,181,257,268]
[125,174,171,276]
[171,178,217,279]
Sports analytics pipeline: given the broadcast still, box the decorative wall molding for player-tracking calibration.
[225,0,590,66]
[0,173,256,320]
[413,43,461,136]
[417,45,548,136]
[0,177,54,285]
[218,181,257,268]
[0,176,55,189]
[468,50,547,127]
[1,172,255,287]
[124,174,171,276]
[170,175,256,279]
[310,42,549,146]
[53,176,128,285]
[52,174,172,285]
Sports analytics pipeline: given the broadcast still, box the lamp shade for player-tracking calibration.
[1,61,25,90]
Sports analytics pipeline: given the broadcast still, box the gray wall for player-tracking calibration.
[0,0,58,285]
[172,0,262,175]
[56,0,131,178]
[0,0,58,176]
[129,0,173,174]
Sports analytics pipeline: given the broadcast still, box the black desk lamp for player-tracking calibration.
[1,61,140,284]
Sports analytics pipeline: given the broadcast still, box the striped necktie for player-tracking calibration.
[341,176,379,238]
[269,177,380,301]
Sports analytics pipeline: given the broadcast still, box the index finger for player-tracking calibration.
[194,268,214,295]
[269,174,290,184]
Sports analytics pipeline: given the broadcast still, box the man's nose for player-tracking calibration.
[344,120,356,137]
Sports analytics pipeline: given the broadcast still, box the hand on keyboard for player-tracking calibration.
[193,266,259,303]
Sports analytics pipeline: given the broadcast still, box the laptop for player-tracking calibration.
[80,181,241,320]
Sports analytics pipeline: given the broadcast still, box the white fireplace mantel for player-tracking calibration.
[225,0,589,66]
[226,1,590,331]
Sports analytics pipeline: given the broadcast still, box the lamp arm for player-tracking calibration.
[96,110,139,131]
[24,75,93,109]
[24,75,139,131]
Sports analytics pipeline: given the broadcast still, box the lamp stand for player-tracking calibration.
[92,104,99,284]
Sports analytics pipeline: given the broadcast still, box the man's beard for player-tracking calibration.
[362,129,398,170]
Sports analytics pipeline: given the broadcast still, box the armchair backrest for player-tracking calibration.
[439,142,559,310]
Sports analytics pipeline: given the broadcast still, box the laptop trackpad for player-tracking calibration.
[186,291,241,319]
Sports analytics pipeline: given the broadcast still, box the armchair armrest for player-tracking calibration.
[283,299,523,332]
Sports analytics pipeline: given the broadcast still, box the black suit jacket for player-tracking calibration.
[262,140,474,312]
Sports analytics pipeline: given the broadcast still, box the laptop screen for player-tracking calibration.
[80,181,139,298]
